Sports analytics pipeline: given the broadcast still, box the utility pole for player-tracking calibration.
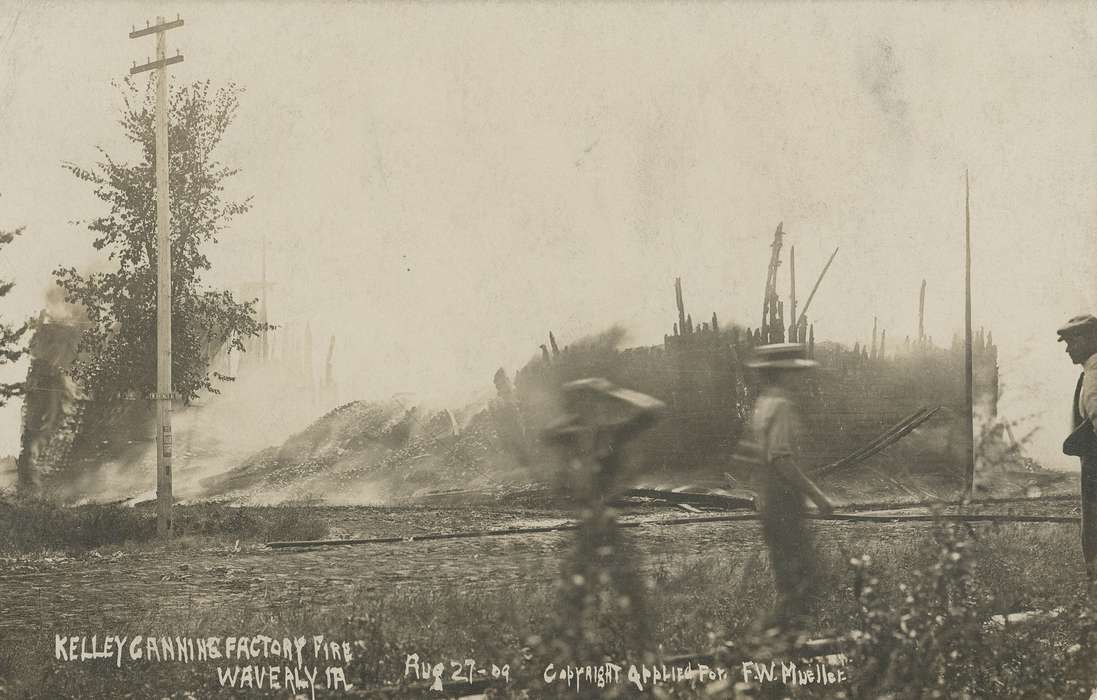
[261,236,269,363]
[131,15,184,536]
[963,170,976,499]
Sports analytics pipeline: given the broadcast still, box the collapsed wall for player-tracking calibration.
[510,312,1001,482]
[15,314,162,497]
[16,318,85,491]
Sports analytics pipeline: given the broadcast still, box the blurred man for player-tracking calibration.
[746,343,835,626]
[1059,314,1097,580]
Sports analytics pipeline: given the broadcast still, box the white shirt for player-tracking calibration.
[750,387,799,464]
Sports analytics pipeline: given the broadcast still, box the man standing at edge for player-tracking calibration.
[746,343,835,627]
[1059,314,1097,580]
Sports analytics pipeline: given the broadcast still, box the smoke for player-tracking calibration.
[17,293,342,502]
[76,343,341,505]
[42,284,87,326]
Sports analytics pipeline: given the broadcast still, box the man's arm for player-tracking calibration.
[772,457,834,513]
[766,401,834,513]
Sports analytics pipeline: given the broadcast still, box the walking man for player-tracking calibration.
[746,343,835,626]
[1059,314,1097,579]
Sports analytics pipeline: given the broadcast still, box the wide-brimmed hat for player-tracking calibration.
[746,342,818,369]
[543,377,666,441]
[1057,314,1097,342]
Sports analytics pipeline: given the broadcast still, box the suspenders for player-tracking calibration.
[1075,372,1086,430]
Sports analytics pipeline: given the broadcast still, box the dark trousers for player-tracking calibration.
[1083,455,1097,579]
[759,473,816,624]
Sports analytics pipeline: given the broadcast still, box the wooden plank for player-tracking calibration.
[815,407,940,478]
[615,488,754,510]
[129,18,184,39]
[130,54,184,75]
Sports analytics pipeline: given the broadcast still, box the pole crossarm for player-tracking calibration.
[129,18,184,39]
[130,55,184,75]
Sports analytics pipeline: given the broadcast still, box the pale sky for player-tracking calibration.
[0,1,1095,469]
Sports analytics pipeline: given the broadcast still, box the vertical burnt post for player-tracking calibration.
[325,335,336,405]
[918,279,927,348]
[871,316,878,361]
[760,223,785,343]
[986,331,999,419]
[675,277,687,342]
[789,245,798,341]
[305,321,315,404]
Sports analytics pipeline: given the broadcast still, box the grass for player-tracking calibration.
[2,515,1095,698]
[0,494,329,554]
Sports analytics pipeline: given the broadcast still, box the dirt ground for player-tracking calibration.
[1,499,1083,637]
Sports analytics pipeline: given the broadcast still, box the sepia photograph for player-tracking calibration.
[1,1,1097,697]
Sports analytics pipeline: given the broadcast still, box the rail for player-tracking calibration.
[266,508,1078,549]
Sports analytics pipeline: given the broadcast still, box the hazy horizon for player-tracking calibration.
[1,1,1095,474]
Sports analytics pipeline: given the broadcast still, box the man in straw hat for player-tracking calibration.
[1058,314,1097,579]
[746,342,835,626]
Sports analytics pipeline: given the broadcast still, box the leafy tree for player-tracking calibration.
[54,78,265,404]
[0,223,29,405]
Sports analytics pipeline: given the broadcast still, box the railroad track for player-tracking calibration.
[267,505,1079,549]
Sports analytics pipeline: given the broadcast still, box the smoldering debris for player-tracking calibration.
[196,328,639,505]
[200,397,532,505]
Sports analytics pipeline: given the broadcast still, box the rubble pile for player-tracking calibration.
[201,397,532,504]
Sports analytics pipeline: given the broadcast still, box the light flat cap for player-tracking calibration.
[1057,314,1097,341]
